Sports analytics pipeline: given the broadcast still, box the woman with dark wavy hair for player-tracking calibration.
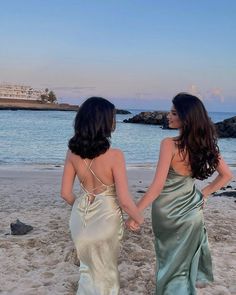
[127,93,233,294]
[61,97,143,294]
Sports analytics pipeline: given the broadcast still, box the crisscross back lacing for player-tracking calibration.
[80,159,113,199]
[79,159,114,226]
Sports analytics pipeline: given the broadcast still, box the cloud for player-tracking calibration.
[188,84,203,100]
[208,88,225,103]
[187,85,225,104]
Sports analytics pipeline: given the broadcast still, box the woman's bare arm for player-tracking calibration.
[201,156,233,199]
[126,138,174,230]
[136,138,174,212]
[112,150,144,225]
[61,150,76,205]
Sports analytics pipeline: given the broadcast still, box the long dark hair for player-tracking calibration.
[172,93,220,180]
[68,97,115,159]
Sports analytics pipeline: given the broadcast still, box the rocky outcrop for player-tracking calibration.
[123,111,169,128]
[215,116,236,138]
[116,109,131,114]
[124,112,236,137]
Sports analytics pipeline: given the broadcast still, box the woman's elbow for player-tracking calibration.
[61,189,70,201]
[222,171,234,184]
[226,171,234,182]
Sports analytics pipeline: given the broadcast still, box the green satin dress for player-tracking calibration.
[152,167,214,295]
[70,161,124,295]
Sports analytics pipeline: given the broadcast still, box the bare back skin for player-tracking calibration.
[61,147,144,224]
[170,139,192,177]
[69,149,115,197]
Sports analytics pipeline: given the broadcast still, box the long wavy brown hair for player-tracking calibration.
[172,93,220,180]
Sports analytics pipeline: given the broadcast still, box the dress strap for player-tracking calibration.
[83,159,107,186]
[80,159,94,185]
[79,160,104,208]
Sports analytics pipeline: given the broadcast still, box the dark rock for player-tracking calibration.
[215,116,236,138]
[10,219,33,235]
[123,112,236,136]
[123,111,169,128]
[161,114,170,129]
[226,185,232,189]
[213,191,236,198]
[116,109,131,114]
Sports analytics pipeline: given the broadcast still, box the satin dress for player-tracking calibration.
[152,167,213,295]
[70,160,124,295]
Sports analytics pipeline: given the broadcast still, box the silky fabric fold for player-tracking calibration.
[152,168,213,295]
[70,184,124,295]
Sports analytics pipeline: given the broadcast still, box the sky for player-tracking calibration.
[0,0,235,111]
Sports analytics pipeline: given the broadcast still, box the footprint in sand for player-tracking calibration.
[41,271,54,278]
[44,259,60,266]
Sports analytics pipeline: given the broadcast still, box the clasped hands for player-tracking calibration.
[125,217,143,232]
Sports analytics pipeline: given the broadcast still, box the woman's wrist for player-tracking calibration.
[201,188,208,198]
[202,191,209,204]
[139,215,144,224]
[203,195,208,204]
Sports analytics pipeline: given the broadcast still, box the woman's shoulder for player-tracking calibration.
[160,138,178,157]
[66,149,83,165]
[103,149,126,166]
[161,137,177,146]
[66,149,73,159]
[106,148,124,158]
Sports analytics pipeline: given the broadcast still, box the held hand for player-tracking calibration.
[200,189,208,208]
[202,196,208,208]
[201,189,208,208]
[125,218,140,232]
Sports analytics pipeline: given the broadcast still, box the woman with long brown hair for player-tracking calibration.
[127,93,233,294]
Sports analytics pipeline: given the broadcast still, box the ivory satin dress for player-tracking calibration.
[70,160,124,295]
[152,167,214,295]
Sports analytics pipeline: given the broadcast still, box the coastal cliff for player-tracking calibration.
[0,98,131,114]
[0,98,79,111]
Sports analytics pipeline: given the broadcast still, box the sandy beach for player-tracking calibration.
[0,165,235,295]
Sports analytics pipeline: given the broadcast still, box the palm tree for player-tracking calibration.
[48,91,57,103]
[40,89,57,103]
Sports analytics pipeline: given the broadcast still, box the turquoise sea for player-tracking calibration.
[1,110,236,166]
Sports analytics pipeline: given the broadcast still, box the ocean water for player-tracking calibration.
[1,110,236,166]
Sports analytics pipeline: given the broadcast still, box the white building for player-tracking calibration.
[0,84,43,100]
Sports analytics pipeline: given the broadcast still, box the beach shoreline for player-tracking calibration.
[0,166,235,294]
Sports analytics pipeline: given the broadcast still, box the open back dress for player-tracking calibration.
[70,159,124,295]
[152,167,214,294]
